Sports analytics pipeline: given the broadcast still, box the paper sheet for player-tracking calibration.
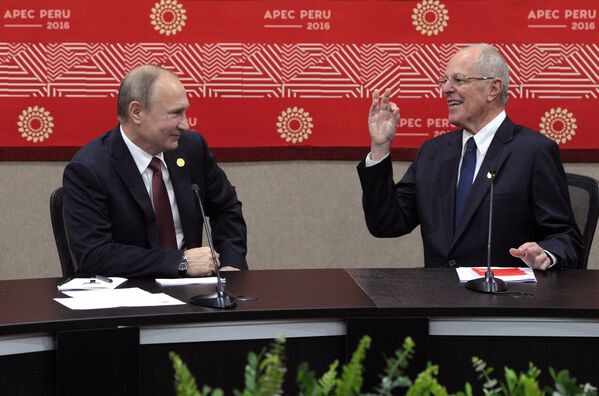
[57,277,128,291]
[456,267,537,283]
[54,287,185,310]
[155,277,219,286]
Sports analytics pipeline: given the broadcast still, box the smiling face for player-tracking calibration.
[442,46,503,133]
[127,74,190,155]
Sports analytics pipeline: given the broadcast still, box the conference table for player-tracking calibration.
[1,268,599,395]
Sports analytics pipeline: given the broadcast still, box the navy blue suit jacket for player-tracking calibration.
[358,117,582,268]
[63,127,247,277]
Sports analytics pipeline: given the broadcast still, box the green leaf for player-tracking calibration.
[373,337,415,396]
[170,351,224,396]
[335,335,371,396]
[319,360,339,395]
[405,363,448,396]
[297,362,320,396]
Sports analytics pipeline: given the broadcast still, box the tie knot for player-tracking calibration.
[466,137,477,151]
[148,157,163,173]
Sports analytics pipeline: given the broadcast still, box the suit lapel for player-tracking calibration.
[451,118,514,246]
[108,127,160,247]
[165,149,201,248]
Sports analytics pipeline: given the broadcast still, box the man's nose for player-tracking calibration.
[178,115,189,130]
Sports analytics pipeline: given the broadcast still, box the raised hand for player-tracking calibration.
[368,89,400,160]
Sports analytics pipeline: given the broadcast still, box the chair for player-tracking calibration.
[50,187,77,277]
[566,173,599,269]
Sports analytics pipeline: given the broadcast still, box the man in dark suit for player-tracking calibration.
[358,44,582,269]
[63,65,247,278]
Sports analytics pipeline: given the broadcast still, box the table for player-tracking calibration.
[2,268,599,395]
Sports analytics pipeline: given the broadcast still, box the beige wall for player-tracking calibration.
[1,161,598,280]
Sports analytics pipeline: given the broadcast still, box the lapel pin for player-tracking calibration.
[176,158,185,167]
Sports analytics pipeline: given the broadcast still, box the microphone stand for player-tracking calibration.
[189,184,237,309]
[465,171,507,293]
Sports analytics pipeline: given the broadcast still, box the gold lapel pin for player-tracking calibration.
[176,158,185,167]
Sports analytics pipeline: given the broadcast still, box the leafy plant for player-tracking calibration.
[170,351,224,396]
[369,336,415,396]
[171,336,597,396]
[236,336,287,396]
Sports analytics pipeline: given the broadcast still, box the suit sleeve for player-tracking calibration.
[63,161,182,278]
[197,140,248,270]
[357,155,420,238]
[532,140,583,268]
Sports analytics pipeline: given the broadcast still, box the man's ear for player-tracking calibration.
[487,79,502,102]
[128,101,142,124]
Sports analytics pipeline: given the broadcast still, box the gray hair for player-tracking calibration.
[469,43,509,105]
[117,65,172,122]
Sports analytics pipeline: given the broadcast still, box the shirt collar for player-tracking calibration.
[120,125,165,173]
[461,110,506,156]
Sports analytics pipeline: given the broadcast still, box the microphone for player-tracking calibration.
[188,184,237,308]
[465,170,507,293]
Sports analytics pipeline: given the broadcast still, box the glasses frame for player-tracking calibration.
[438,75,497,87]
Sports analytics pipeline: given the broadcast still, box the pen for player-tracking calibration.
[93,275,113,283]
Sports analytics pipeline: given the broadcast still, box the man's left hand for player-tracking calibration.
[509,242,552,270]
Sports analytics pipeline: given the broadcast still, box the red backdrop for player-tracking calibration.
[1,0,598,161]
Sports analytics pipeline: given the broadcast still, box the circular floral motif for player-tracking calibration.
[150,0,187,36]
[276,107,313,144]
[412,0,449,36]
[17,106,54,143]
[539,108,577,144]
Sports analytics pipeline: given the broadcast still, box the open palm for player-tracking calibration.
[368,89,400,146]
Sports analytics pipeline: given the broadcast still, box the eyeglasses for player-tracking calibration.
[438,75,496,87]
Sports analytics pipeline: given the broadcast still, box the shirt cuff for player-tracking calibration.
[544,250,557,268]
[365,152,390,167]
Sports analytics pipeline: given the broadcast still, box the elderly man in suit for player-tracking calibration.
[358,43,582,269]
[63,65,247,277]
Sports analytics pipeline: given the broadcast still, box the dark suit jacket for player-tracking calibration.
[358,117,582,268]
[63,126,248,277]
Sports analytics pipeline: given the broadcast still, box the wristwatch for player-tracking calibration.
[178,255,189,277]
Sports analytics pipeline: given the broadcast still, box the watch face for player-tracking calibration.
[179,257,188,271]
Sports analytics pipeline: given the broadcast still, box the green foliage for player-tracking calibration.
[472,357,597,396]
[405,363,449,396]
[371,336,415,396]
[296,336,370,396]
[336,335,371,396]
[546,367,598,396]
[235,336,287,396]
[171,337,598,396]
[170,351,224,396]
[319,360,340,395]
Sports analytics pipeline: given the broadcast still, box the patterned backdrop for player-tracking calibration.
[1,0,598,161]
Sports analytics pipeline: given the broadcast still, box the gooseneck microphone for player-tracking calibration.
[189,184,237,308]
[465,170,507,293]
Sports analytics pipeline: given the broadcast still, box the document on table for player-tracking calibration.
[456,267,537,283]
[54,287,185,310]
[155,277,219,286]
[57,277,128,291]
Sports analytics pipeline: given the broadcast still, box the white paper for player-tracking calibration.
[54,287,185,310]
[57,277,128,291]
[456,267,537,283]
[155,277,219,286]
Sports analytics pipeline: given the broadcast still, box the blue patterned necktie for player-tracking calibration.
[455,137,477,230]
